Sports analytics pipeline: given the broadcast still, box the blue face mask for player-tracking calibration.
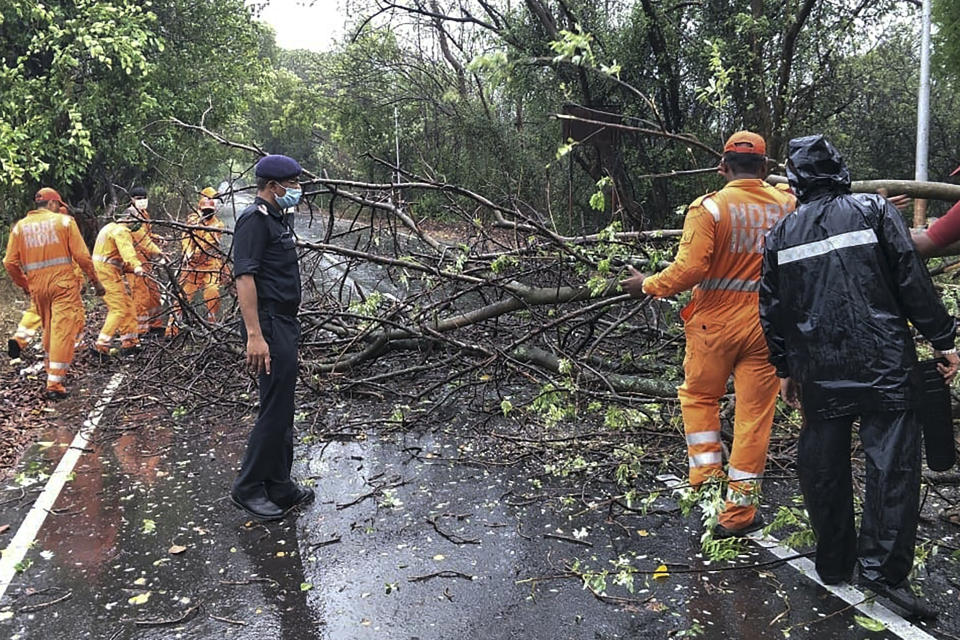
[275,185,301,209]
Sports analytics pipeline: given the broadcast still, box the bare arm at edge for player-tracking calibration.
[236,274,271,376]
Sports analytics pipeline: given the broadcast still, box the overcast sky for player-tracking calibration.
[254,0,347,51]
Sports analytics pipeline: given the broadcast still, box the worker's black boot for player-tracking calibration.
[274,485,316,513]
[859,577,938,620]
[8,339,21,359]
[230,490,285,522]
[713,512,765,539]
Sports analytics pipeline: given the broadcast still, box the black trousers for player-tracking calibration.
[233,311,300,503]
[797,409,921,586]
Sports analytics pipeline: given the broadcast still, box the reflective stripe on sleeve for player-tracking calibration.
[777,228,878,265]
[685,431,721,446]
[689,451,723,468]
[701,198,720,222]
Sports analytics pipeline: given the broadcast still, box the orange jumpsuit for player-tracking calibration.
[126,213,163,334]
[3,208,98,393]
[166,212,224,336]
[643,179,796,530]
[93,222,143,351]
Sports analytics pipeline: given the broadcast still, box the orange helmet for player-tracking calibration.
[35,187,64,206]
[200,186,218,198]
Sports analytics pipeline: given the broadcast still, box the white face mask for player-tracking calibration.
[133,198,148,211]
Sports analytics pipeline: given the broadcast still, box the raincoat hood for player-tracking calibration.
[786,135,851,203]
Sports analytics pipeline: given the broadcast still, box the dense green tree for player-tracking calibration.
[0,0,270,229]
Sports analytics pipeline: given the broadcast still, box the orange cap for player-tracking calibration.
[951,165,960,177]
[34,187,64,204]
[723,131,766,156]
[198,197,216,211]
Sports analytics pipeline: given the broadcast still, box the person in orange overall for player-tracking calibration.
[92,214,146,356]
[621,131,797,537]
[8,202,86,359]
[123,187,165,336]
[3,188,105,399]
[165,191,225,337]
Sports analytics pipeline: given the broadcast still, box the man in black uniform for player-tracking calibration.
[230,154,314,521]
[760,135,958,619]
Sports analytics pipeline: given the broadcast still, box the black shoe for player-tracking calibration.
[274,486,316,511]
[8,339,21,359]
[820,570,854,586]
[859,577,938,620]
[120,345,142,359]
[230,491,285,521]
[148,326,166,336]
[713,512,765,539]
[44,389,69,401]
[89,346,112,362]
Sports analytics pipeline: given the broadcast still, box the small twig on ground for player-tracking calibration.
[17,590,72,612]
[219,577,279,588]
[132,604,201,627]
[426,514,480,545]
[407,570,475,582]
[543,532,592,547]
[209,613,247,626]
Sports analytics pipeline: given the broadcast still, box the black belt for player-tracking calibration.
[260,300,299,316]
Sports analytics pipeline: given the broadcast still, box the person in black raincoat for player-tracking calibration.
[759,135,959,620]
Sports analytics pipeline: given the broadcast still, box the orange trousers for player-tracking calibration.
[166,267,221,336]
[679,310,779,530]
[128,267,163,333]
[95,264,139,351]
[31,274,85,393]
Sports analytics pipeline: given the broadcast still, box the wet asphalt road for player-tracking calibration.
[0,388,943,639]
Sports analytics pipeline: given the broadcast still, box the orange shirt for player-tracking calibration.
[643,179,796,319]
[93,222,142,272]
[130,225,161,261]
[3,208,96,292]
[181,212,224,267]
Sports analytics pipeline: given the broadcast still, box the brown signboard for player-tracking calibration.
[561,103,621,150]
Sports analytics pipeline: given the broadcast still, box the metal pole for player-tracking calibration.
[914,0,932,228]
[394,106,401,185]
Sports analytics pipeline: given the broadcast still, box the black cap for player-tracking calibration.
[130,186,147,198]
[255,154,302,181]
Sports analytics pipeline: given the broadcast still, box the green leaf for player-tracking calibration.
[853,615,886,632]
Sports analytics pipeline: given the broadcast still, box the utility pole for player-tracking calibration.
[914,0,932,228]
[394,106,401,185]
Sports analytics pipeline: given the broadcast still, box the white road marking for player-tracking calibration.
[656,474,938,640]
[0,372,125,602]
